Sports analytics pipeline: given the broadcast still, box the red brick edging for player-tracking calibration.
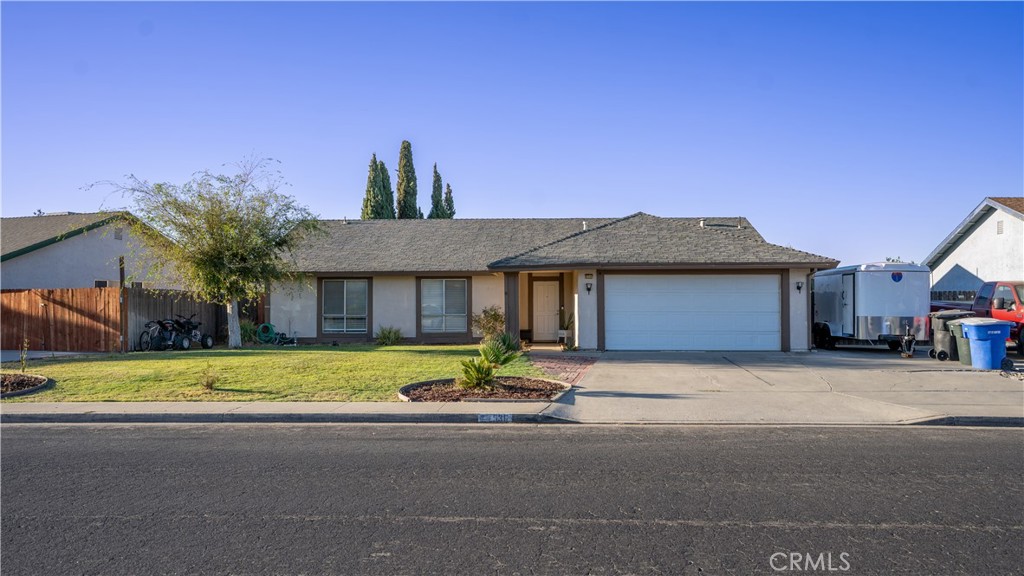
[527,354,598,386]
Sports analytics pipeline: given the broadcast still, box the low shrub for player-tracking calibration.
[376,326,403,346]
[239,319,259,345]
[471,306,505,341]
[480,339,519,366]
[456,357,495,389]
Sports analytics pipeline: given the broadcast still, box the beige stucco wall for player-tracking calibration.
[372,276,417,337]
[270,273,508,341]
[575,269,599,349]
[931,210,1024,293]
[788,268,811,352]
[1,223,178,289]
[268,277,317,338]
[472,274,505,338]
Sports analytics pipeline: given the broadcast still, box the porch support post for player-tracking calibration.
[503,272,520,340]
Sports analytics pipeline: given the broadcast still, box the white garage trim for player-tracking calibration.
[601,274,782,351]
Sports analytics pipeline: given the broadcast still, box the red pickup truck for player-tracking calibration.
[932,281,1024,356]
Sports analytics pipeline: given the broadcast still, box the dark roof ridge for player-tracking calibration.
[315,216,616,224]
[488,212,648,268]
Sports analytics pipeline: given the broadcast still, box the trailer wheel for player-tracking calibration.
[937,350,949,361]
[815,327,836,351]
[929,349,937,359]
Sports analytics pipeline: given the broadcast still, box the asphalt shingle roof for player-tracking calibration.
[288,213,836,273]
[488,213,836,269]
[1,212,119,260]
[287,218,616,273]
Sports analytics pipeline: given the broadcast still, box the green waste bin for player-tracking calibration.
[948,319,972,367]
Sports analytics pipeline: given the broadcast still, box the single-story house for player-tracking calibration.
[269,212,838,351]
[924,197,1024,300]
[1,211,176,290]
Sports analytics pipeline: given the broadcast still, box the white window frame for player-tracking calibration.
[421,278,468,334]
[322,279,369,334]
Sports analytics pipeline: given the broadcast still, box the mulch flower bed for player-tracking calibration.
[1,373,48,395]
[404,377,566,402]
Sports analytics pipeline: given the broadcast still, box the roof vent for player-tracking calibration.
[583,221,587,231]
[699,218,706,228]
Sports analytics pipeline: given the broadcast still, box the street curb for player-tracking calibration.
[908,416,1024,428]
[0,412,568,425]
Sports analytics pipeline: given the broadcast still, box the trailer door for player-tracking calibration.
[841,273,854,336]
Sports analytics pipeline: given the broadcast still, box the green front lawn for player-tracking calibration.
[1,345,544,402]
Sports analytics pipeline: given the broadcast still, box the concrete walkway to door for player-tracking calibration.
[541,349,1024,424]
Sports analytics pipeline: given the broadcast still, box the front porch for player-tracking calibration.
[501,270,597,348]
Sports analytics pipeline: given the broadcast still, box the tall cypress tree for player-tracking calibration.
[443,183,456,218]
[376,160,396,219]
[427,163,445,219]
[396,140,420,219]
[360,154,380,220]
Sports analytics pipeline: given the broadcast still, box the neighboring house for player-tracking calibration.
[269,212,838,351]
[0,212,175,289]
[924,197,1024,300]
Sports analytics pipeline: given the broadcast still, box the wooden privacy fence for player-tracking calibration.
[125,287,222,351]
[1,287,222,353]
[1,288,121,353]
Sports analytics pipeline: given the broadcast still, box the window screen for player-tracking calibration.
[323,280,368,333]
[421,279,468,333]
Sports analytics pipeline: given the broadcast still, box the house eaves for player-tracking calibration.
[0,213,128,262]
[923,197,1024,270]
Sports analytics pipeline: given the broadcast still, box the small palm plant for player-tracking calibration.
[480,339,519,366]
[456,357,496,389]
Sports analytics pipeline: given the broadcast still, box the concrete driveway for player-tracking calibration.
[543,349,1024,424]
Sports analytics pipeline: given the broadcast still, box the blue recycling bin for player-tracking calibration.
[960,319,1013,370]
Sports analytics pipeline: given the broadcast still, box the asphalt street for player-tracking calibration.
[2,424,1022,575]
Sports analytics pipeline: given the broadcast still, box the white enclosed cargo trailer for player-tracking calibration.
[812,263,930,349]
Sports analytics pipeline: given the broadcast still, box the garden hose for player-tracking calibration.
[256,323,277,344]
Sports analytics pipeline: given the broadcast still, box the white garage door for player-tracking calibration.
[604,274,781,351]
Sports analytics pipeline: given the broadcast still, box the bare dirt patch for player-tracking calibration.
[1,373,48,395]
[404,377,566,402]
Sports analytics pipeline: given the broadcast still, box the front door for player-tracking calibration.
[532,281,560,342]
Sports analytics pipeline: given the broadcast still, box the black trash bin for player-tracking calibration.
[948,319,974,367]
[929,310,975,361]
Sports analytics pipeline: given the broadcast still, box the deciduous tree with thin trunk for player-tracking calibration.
[102,157,321,349]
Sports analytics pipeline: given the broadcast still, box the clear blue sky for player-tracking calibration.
[2,1,1021,266]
